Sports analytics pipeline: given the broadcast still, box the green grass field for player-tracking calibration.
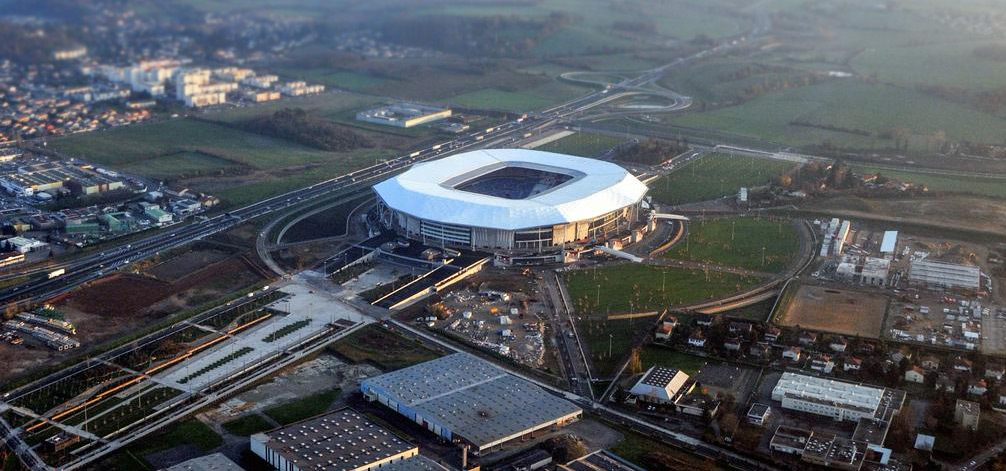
[668,77,1006,151]
[446,82,588,112]
[851,40,1006,92]
[207,154,391,208]
[116,151,245,181]
[50,118,333,170]
[664,217,800,273]
[535,132,625,157]
[263,388,341,426]
[327,324,441,371]
[648,153,795,205]
[565,264,761,315]
[222,413,274,436]
[638,346,707,375]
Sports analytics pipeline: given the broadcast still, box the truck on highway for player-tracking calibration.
[485,127,495,133]
[47,268,65,279]
[409,151,421,158]
[432,144,442,150]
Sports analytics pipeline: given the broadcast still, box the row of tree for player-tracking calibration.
[243,108,372,152]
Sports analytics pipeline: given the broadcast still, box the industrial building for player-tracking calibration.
[0,161,123,197]
[357,103,452,128]
[820,218,851,257]
[628,366,693,404]
[373,149,648,264]
[250,408,420,471]
[361,353,582,455]
[836,256,890,286]
[164,453,243,471]
[880,231,898,255]
[771,373,902,423]
[908,259,982,290]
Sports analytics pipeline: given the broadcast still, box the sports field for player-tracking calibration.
[565,263,761,316]
[535,132,625,157]
[648,153,796,205]
[664,217,800,273]
[775,284,888,338]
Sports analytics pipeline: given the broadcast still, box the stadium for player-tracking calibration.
[373,149,650,264]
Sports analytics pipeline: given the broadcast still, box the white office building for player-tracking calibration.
[771,373,886,422]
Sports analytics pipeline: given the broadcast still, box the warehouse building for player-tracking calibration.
[361,353,582,455]
[628,366,693,405]
[357,103,452,128]
[909,259,981,290]
[250,408,420,471]
[771,373,903,423]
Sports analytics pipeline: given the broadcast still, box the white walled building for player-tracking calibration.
[771,373,895,422]
[909,259,981,290]
[629,367,693,405]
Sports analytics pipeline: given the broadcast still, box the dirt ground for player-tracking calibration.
[777,284,889,338]
[146,248,232,282]
[0,255,266,385]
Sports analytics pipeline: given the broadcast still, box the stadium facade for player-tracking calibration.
[373,149,649,264]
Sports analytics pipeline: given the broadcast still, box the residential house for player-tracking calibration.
[764,326,781,343]
[829,337,848,353]
[968,378,988,396]
[985,363,1006,381]
[810,354,835,374]
[655,319,676,341]
[920,355,941,371]
[890,347,913,364]
[729,322,753,336]
[935,373,956,393]
[904,366,925,384]
[696,317,714,327]
[782,346,803,362]
[724,336,742,352]
[749,343,770,359]
[953,357,973,373]
[798,331,818,346]
[688,330,707,348]
[843,357,862,372]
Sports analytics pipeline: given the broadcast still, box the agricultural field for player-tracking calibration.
[565,263,761,316]
[648,153,796,205]
[668,80,1006,151]
[445,81,588,112]
[50,118,332,170]
[774,284,889,338]
[535,132,625,157]
[664,217,801,273]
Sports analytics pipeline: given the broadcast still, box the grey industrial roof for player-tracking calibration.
[639,367,681,388]
[254,408,416,471]
[380,454,452,471]
[362,353,582,449]
[163,452,243,471]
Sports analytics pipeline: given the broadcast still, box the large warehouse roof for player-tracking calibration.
[361,353,582,450]
[373,149,648,230]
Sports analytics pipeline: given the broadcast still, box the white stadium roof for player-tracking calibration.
[373,149,648,230]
